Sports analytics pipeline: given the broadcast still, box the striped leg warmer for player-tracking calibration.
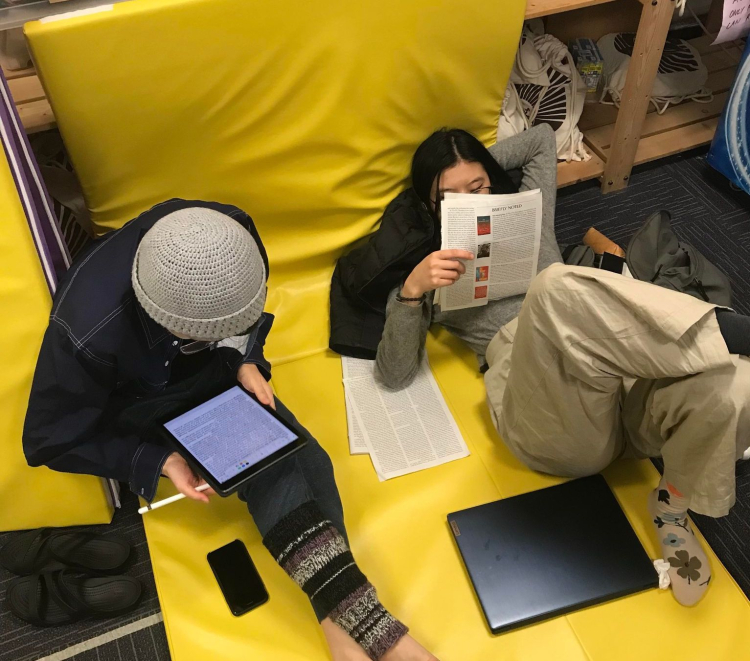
[263,502,408,660]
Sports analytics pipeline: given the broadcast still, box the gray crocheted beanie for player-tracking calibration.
[132,207,267,341]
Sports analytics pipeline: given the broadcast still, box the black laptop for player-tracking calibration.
[448,475,658,634]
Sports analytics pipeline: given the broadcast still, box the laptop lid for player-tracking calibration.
[448,475,658,634]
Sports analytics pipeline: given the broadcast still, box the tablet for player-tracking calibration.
[161,386,306,496]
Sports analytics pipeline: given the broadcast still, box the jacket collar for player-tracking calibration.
[134,298,170,349]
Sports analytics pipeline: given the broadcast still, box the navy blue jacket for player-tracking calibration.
[23,199,273,502]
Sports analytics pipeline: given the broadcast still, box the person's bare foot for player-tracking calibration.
[381,634,439,661]
[321,617,369,661]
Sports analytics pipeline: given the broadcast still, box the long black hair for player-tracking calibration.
[411,128,516,215]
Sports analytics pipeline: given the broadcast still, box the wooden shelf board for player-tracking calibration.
[2,65,35,81]
[557,153,605,187]
[583,93,730,161]
[3,67,55,133]
[702,48,744,72]
[630,117,719,166]
[586,88,730,150]
[525,0,618,19]
[16,98,55,134]
[8,74,45,105]
[590,116,719,168]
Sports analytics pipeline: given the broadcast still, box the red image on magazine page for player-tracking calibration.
[477,216,491,236]
[474,286,488,299]
[476,266,489,282]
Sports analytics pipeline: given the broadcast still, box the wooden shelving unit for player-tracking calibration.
[554,34,745,187]
[581,35,745,169]
[535,0,745,191]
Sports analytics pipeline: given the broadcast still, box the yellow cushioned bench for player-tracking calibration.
[0,150,113,532]
[24,0,750,658]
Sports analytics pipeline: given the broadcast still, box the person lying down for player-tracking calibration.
[334,123,750,607]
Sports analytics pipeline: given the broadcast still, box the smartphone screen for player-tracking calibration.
[207,540,268,616]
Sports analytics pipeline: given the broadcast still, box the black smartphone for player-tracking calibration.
[207,540,268,616]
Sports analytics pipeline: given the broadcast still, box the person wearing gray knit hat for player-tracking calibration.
[24,199,413,659]
[132,207,267,342]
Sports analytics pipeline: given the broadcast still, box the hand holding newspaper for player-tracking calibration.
[434,189,543,311]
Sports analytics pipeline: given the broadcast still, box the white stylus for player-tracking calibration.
[138,483,211,515]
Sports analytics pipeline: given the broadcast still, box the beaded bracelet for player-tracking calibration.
[396,292,425,303]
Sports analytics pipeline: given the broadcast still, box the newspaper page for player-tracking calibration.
[345,394,368,454]
[341,355,469,480]
[438,189,543,312]
[341,358,370,455]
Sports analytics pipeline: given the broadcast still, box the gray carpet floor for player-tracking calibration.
[60,622,170,661]
[1,147,748,661]
[0,491,162,661]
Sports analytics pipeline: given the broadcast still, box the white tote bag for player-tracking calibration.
[498,25,590,163]
[598,33,713,114]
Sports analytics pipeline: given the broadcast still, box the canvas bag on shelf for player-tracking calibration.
[497,22,590,163]
[598,33,713,114]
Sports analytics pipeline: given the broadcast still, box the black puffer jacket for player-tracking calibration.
[329,188,438,359]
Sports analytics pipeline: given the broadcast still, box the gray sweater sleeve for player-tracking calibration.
[374,288,431,389]
[488,124,563,270]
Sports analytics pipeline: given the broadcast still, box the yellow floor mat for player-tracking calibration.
[0,153,112,532]
[142,329,750,660]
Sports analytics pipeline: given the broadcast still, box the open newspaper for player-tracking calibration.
[434,189,543,311]
[341,355,470,480]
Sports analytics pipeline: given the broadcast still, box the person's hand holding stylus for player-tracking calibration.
[138,482,212,515]
[161,452,215,503]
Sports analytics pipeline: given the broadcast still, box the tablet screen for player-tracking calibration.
[164,386,298,484]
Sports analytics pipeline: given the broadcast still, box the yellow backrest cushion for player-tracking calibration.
[0,152,112,531]
[25,0,524,364]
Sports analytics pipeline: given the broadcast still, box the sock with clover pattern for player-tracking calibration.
[649,477,711,606]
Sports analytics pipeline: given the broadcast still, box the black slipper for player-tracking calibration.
[0,528,131,576]
[6,570,143,626]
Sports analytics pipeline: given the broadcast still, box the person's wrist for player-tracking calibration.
[162,452,181,475]
[238,362,255,378]
[400,279,423,300]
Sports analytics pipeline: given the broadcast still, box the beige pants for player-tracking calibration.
[485,264,750,517]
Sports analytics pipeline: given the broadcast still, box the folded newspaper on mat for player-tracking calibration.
[434,189,543,311]
[341,355,470,480]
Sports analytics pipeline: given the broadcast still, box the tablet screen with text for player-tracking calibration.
[164,386,299,485]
